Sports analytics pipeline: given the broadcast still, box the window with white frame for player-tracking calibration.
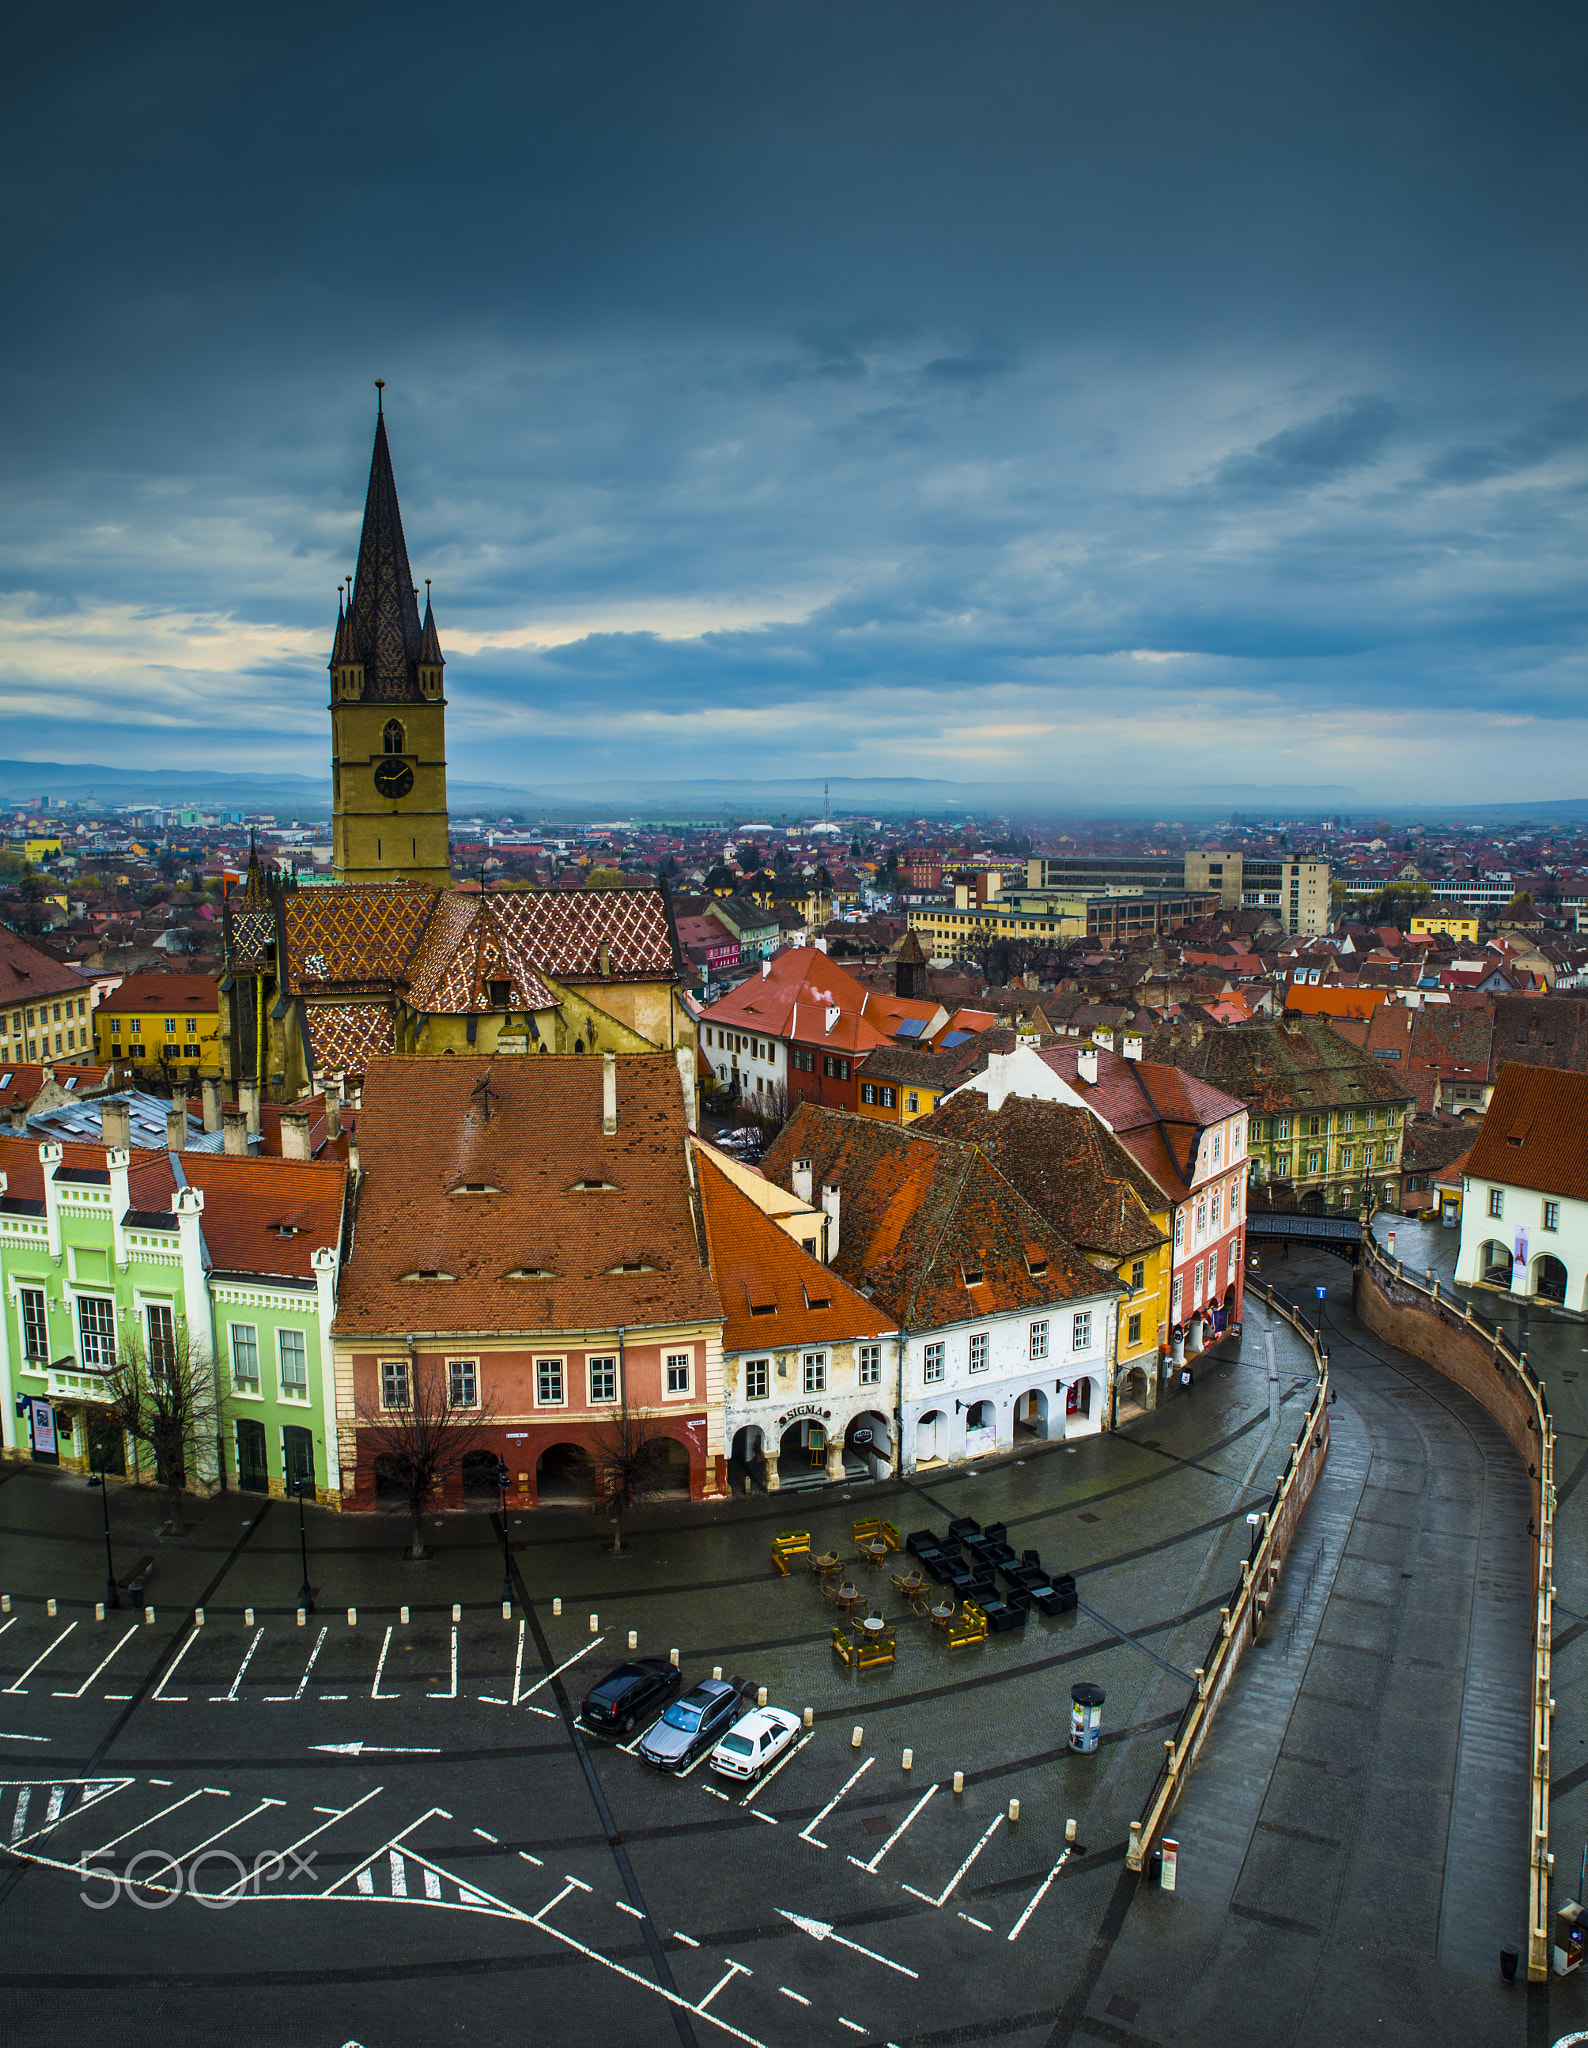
[1211,1186,1221,1228]
[448,1358,478,1407]
[381,1358,410,1409]
[146,1302,178,1381]
[278,1328,308,1395]
[803,1352,826,1393]
[666,1352,692,1394]
[968,1331,989,1373]
[18,1285,47,1363]
[1488,1187,1504,1218]
[1544,1201,1561,1232]
[77,1294,116,1370]
[923,1341,945,1383]
[1193,1261,1203,1305]
[745,1357,769,1400]
[858,1343,881,1385]
[1029,1319,1049,1360]
[1212,1130,1222,1165]
[230,1322,260,1390]
[588,1356,617,1403]
[536,1357,565,1405]
[1171,1274,1183,1317]
[1228,1239,1239,1284]
[1174,1211,1185,1249]
[1072,1310,1092,1350]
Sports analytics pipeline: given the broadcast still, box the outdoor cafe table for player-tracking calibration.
[835,1582,862,1613]
[860,1540,889,1571]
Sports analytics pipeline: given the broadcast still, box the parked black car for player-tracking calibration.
[578,1658,682,1736]
[635,1677,745,1770]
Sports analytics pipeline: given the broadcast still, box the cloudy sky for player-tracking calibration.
[2,1,1583,807]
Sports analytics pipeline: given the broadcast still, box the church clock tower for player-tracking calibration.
[329,390,451,887]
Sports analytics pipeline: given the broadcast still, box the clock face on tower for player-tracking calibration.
[373,759,414,800]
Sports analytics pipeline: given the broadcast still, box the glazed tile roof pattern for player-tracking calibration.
[180,1153,347,1280]
[492,889,679,982]
[229,908,277,971]
[303,1002,395,1076]
[1465,1062,1588,1203]
[695,1152,895,1354]
[336,1056,722,1337]
[404,895,562,1014]
[284,885,439,993]
[761,1104,1115,1331]
[916,1094,1168,1258]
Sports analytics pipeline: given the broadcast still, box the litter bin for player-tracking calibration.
[1069,1681,1106,1754]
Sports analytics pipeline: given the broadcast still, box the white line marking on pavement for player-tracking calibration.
[741,1730,812,1805]
[779,1988,810,2005]
[371,1625,399,1700]
[480,1697,510,1706]
[428,1627,458,1700]
[839,2022,868,2036]
[4,1623,77,1694]
[511,1620,526,1705]
[210,1628,264,1702]
[0,1733,48,1743]
[848,1783,938,1875]
[151,1630,201,1703]
[616,1899,645,1918]
[54,1624,138,1698]
[775,1909,919,1979]
[141,1798,286,1890]
[89,1788,219,1858]
[958,1913,991,1931]
[149,1780,173,1788]
[703,1785,731,1802]
[310,1742,440,1755]
[800,1754,873,1847]
[617,1714,667,1756]
[264,1625,326,1702]
[696,1961,752,2012]
[209,1786,385,1899]
[474,1829,498,1843]
[901,1811,1004,1910]
[1008,1845,1072,1941]
[750,1810,778,1826]
[518,1636,603,1707]
[673,1930,700,1946]
[319,1694,348,1701]
[0,1619,14,1640]
[518,1849,544,1868]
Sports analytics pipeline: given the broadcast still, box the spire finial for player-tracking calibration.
[375,377,385,414]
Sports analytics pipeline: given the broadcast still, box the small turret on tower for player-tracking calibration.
[417,580,446,702]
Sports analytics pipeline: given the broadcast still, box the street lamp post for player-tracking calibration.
[87,1449,119,1611]
[291,1475,314,1614]
[496,1459,513,1606]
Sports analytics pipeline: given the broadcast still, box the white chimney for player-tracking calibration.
[1092,1027,1116,1051]
[1077,1045,1099,1085]
[280,1108,313,1161]
[166,1106,187,1153]
[761,957,771,980]
[1123,1034,1143,1061]
[825,1005,840,1036]
[814,936,828,954]
[602,1050,618,1135]
[675,1044,697,1133]
[821,1180,841,1259]
[792,1158,813,1205]
[239,1077,262,1138]
[223,1109,250,1156]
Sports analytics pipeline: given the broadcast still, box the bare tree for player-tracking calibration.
[589,1401,672,1556]
[354,1352,499,1559]
[101,1315,223,1530]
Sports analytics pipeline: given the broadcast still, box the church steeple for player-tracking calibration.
[328,390,452,889]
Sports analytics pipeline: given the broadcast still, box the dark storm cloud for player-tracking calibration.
[0,0,1584,799]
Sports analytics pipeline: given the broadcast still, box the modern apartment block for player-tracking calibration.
[1027,853,1330,936]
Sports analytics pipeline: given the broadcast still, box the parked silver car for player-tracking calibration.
[635,1678,745,1770]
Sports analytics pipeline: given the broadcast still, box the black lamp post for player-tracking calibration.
[291,1474,314,1614]
[496,1459,513,1605]
[87,1449,119,1610]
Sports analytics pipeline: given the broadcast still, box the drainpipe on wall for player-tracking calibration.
[312,1247,341,1496]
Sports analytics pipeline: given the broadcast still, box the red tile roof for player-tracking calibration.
[98,972,218,1016]
[0,930,90,1008]
[180,1153,348,1279]
[1463,1062,1588,1203]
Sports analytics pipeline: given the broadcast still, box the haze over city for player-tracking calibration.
[2,1,1583,807]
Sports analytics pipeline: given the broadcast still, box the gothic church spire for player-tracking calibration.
[338,398,433,702]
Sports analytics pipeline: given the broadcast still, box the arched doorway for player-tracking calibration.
[372,1451,409,1504]
[1013,1389,1050,1440]
[536,1441,596,1502]
[729,1425,766,1493]
[652,1435,693,1498]
[915,1409,947,1467]
[778,1417,829,1487]
[964,1399,996,1459]
[1065,1379,1092,1419]
[1533,1254,1569,1304]
[461,1448,503,1502]
[845,1411,891,1480]
[1478,1240,1513,1289]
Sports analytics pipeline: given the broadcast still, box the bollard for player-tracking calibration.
[590,1613,599,1635]
[95,1602,105,1622]
[502,1602,512,1620]
[552,1598,561,1617]
[144,1606,156,1625]
[1066,1817,1077,1845]
[713,1665,723,1682]
[0,1595,8,1613]
[1007,1798,1020,1824]
[851,1725,864,1749]
[348,1607,357,1626]
[757,1686,768,1708]
[628,1630,638,1651]
[671,1648,680,1669]
[46,1598,57,1618]
[953,1770,964,1796]
[296,1607,306,1627]
[452,1603,462,1624]
[400,1605,410,1625]
[245,1607,255,1626]
[902,1747,913,1773]
[802,1707,813,1729]
[195,1607,205,1626]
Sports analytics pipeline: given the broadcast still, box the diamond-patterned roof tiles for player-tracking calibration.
[303,1001,395,1076]
[283,884,440,993]
[488,888,678,981]
[406,895,558,1015]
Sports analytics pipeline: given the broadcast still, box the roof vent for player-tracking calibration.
[399,1269,455,1283]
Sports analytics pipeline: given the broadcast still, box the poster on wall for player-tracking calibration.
[29,1398,58,1464]
[963,1425,997,1460]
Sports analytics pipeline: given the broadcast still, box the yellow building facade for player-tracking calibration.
[1410,913,1479,943]
[94,973,222,1079]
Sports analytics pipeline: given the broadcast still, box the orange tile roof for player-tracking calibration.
[99,972,218,1015]
[0,1063,115,1108]
[695,1152,896,1353]
[336,1055,722,1337]
[1463,1062,1588,1203]
[0,1137,173,1209]
[180,1153,348,1279]
[1284,985,1391,1021]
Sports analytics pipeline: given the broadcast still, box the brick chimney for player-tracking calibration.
[200,1076,223,1133]
[101,1098,131,1151]
[280,1108,313,1161]
[166,1106,187,1152]
[223,1109,250,1156]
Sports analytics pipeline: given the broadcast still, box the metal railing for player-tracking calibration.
[1126,1286,1331,1874]
[1358,1235,1556,1983]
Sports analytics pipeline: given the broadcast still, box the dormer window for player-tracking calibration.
[568,1179,618,1193]
[505,1266,557,1280]
[961,1266,985,1287]
[449,1182,502,1197]
[399,1269,455,1283]
[1026,1256,1048,1279]
[603,1260,659,1275]
[487,980,511,1009]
